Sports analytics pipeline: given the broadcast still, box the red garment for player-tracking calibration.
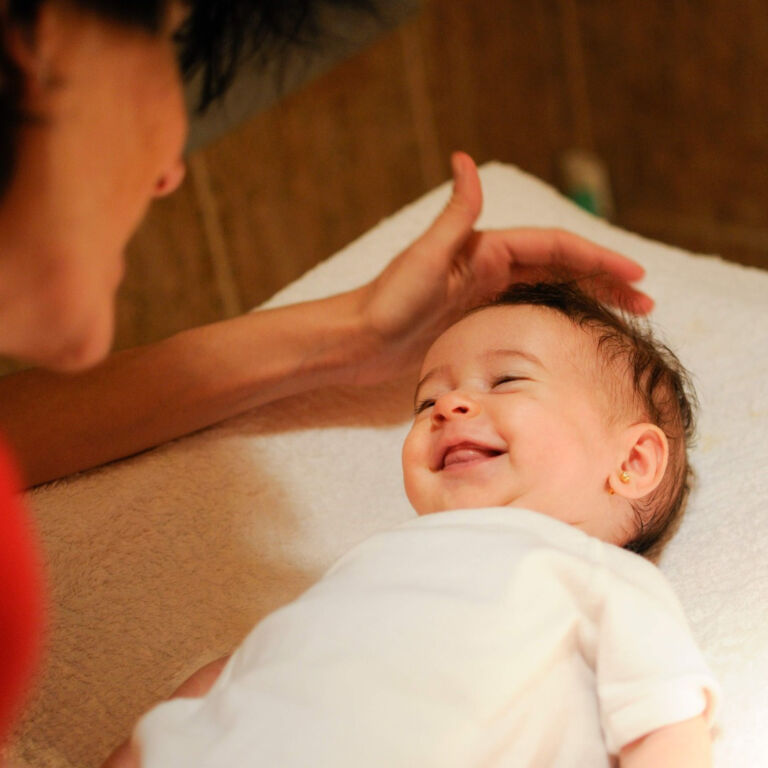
[0,436,44,742]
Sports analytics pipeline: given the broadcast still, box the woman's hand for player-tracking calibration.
[0,152,654,487]
[349,152,653,385]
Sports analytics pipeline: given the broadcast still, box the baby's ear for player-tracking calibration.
[608,424,669,500]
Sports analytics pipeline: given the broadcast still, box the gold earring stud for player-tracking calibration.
[619,471,630,484]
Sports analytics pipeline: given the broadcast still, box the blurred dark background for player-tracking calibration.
[117,0,768,352]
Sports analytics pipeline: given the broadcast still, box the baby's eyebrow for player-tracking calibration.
[413,349,543,406]
[481,348,544,368]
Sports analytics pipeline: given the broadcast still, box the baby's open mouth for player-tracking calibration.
[441,444,504,470]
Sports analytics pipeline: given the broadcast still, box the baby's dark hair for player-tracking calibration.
[477,279,697,559]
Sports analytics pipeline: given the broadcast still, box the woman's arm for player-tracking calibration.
[0,290,373,487]
[619,714,712,768]
[0,153,652,487]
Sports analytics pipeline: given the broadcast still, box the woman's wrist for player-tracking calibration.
[308,285,391,388]
[275,287,375,391]
[184,287,375,412]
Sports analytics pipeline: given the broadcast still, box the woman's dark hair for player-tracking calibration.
[474,279,698,560]
[0,0,375,197]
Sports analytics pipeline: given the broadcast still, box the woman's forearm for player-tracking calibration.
[0,289,370,487]
[0,158,654,490]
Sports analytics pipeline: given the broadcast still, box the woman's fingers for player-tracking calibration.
[493,228,645,280]
[411,152,483,258]
[469,228,654,314]
[574,272,655,314]
[547,229,646,282]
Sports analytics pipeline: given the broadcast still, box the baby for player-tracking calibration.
[113,281,719,767]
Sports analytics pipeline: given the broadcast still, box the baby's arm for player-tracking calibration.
[101,656,230,768]
[618,714,711,768]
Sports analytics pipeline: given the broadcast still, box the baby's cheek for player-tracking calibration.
[401,431,421,504]
[402,424,443,515]
[402,462,428,514]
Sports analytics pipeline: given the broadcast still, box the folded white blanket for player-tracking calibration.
[7,163,768,767]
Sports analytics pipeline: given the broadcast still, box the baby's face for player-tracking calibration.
[402,305,629,537]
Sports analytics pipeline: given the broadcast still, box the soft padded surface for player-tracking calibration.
[6,164,767,767]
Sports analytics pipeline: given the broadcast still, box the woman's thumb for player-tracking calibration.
[419,152,483,254]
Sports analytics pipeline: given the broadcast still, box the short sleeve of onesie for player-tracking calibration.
[592,550,720,755]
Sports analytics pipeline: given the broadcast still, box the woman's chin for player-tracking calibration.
[34,302,115,372]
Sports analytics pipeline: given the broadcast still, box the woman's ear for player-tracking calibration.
[608,423,669,500]
[3,2,61,89]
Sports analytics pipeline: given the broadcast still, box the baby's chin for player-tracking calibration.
[414,496,523,517]
[413,496,634,548]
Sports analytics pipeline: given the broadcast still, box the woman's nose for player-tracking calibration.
[431,391,480,423]
[153,159,186,197]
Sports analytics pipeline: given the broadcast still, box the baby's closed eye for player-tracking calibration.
[491,376,528,390]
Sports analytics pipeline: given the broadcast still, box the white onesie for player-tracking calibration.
[135,507,719,767]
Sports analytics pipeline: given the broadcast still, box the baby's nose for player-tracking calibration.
[432,392,479,422]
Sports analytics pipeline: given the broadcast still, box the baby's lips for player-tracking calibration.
[443,445,503,468]
[436,439,505,470]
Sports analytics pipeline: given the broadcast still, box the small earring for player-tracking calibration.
[619,470,630,484]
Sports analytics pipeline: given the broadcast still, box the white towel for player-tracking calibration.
[7,163,767,768]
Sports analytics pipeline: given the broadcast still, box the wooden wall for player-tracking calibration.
[61,0,768,353]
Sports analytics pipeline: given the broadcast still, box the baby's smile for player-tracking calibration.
[440,442,506,471]
[431,431,507,471]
